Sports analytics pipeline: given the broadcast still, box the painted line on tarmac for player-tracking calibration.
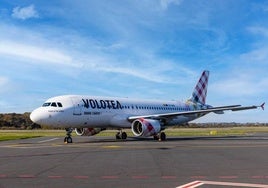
[219,175,238,179]
[102,145,122,149]
[18,174,35,178]
[177,180,268,188]
[176,181,204,188]
[38,138,59,143]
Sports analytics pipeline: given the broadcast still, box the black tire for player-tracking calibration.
[116,132,121,140]
[66,137,73,143]
[121,132,127,140]
[160,132,166,141]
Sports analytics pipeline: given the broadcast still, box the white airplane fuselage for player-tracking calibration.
[30,95,201,129]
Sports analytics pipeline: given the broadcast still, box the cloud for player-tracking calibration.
[0,77,8,87]
[12,4,39,20]
[0,77,12,94]
[0,40,78,67]
[247,26,268,37]
[0,21,195,84]
[239,47,268,63]
[210,73,268,98]
[160,0,183,10]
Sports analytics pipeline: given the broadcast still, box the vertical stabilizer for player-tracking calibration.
[190,70,209,104]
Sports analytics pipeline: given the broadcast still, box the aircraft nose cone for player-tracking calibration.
[30,108,43,124]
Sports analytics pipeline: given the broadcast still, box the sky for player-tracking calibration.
[0,0,267,122]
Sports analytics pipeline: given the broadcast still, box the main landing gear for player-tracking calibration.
[153,132,166,141]
[64,128,73,144]
[115,130,127,140]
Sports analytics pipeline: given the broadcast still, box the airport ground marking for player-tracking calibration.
[219,176,238,179]
[177,180,268,188]
[176,181,204,188]
[0,174,7,178]
[38,138,59,143]
[190,176,207,179]
[102,145,122,149]
[18,174,35,178]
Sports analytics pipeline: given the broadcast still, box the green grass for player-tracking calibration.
[165,127,268,136]
[1,127,268,141]
[0,130,66,141]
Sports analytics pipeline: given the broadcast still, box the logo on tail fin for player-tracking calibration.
[190,70,209,104]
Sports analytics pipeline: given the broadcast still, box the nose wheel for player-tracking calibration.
[64,128,73,143]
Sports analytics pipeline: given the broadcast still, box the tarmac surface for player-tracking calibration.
[0,134,268,188]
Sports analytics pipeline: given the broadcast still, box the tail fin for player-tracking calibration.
[189,70,209,104]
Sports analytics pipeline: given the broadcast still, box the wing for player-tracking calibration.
[127,103,265,121]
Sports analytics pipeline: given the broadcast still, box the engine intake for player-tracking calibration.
[131,118,161,137]
[75,128,103,136]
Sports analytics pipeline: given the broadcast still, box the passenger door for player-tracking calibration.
[71,97,82,115]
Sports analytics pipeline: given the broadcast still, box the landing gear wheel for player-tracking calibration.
[116,132,121,140]
[64,136,73,143]
[159,132,166,141]
[115,131,127,140]
[121,132,127,140]
[153,132,166,141]
[64,128,73,144]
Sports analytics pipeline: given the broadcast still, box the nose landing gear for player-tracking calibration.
[64,128,73,143]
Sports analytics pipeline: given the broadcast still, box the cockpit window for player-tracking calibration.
[42,102,63,107]
[42,102,51,107]
[51,102,57,107]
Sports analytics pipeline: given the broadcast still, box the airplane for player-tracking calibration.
[30,70,265,143]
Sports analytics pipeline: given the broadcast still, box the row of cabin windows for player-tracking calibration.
[42,102,189,111]
[42,102,63,107]
[121,105,190,111]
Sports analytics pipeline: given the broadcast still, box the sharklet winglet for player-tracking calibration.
[260,102,265,110]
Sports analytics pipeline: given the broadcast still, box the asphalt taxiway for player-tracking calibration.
[0,134,268,188]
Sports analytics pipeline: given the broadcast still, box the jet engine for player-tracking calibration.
[75,128,103,136]
[131,118,161,137]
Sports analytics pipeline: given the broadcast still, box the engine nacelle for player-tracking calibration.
[131,118,161,137]
[75,128,103,136]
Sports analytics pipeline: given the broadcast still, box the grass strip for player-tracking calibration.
[0,127,268,141]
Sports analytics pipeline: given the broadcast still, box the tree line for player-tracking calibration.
[0,113,40,129]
